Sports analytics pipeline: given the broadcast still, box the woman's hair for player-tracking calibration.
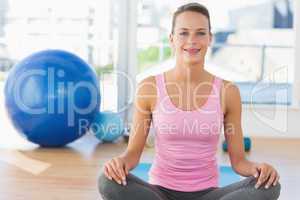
[171,2,211,34]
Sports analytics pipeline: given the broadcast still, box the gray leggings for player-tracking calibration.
[98,172,281,200]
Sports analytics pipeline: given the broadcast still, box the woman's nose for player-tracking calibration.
[186,34,197,44]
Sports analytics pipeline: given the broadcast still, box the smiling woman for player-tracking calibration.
[98,2,281,200]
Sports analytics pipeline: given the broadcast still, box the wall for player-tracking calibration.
[242,0,300,138]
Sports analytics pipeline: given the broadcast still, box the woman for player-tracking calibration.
[98,3,281,200]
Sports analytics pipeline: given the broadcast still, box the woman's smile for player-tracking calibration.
[183,47,201,56]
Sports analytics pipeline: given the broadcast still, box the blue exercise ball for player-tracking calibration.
[4,49,100,147]
[91,111,124,142]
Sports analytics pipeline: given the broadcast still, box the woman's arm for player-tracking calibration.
[222,81,251,176]
[222,81,280,188]
[103,76,156,185]
[121,76,157,170]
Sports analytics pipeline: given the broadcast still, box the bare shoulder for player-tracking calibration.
[136,75,157,97]
[135,76,157,111]
[220,79,241,115]
[222,80,240,95]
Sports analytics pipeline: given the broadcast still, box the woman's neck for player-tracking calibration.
[172,60,207,83]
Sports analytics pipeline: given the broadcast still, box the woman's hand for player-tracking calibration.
[103,156,129,186]
[251,162,280,189]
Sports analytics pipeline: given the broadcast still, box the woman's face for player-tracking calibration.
[170,11,212,65]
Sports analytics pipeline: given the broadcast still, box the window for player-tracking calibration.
[0,0,120,111]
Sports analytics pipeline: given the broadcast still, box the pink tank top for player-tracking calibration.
[149,73,224,192]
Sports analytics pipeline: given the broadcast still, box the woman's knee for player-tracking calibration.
[98,172,119,197]
[253,181,281,200]
[98,172,108,194]
[266,182,281,200]
[242,177,281,199]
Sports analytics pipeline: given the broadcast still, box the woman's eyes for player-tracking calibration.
[179,32,206,36]
[197,32,206,36]
[179,32,188,36]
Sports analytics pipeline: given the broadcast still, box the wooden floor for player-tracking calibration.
[0,131,299,200]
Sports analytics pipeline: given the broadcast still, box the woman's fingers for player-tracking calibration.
[106,162,123,185]
[255,164,271,189]
[273,174,280,186]
[124,164,130,175]
[253,163,280,189]
[113,158,126,181]
[252,165,260,178]
[103,165,112,180]
[265,171,277,189]
[103,158,127,186]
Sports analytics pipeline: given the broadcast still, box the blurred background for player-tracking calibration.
[0,0,298,137]
[0,1,299,199]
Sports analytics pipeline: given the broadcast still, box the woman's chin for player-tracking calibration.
[183,58,202,65]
